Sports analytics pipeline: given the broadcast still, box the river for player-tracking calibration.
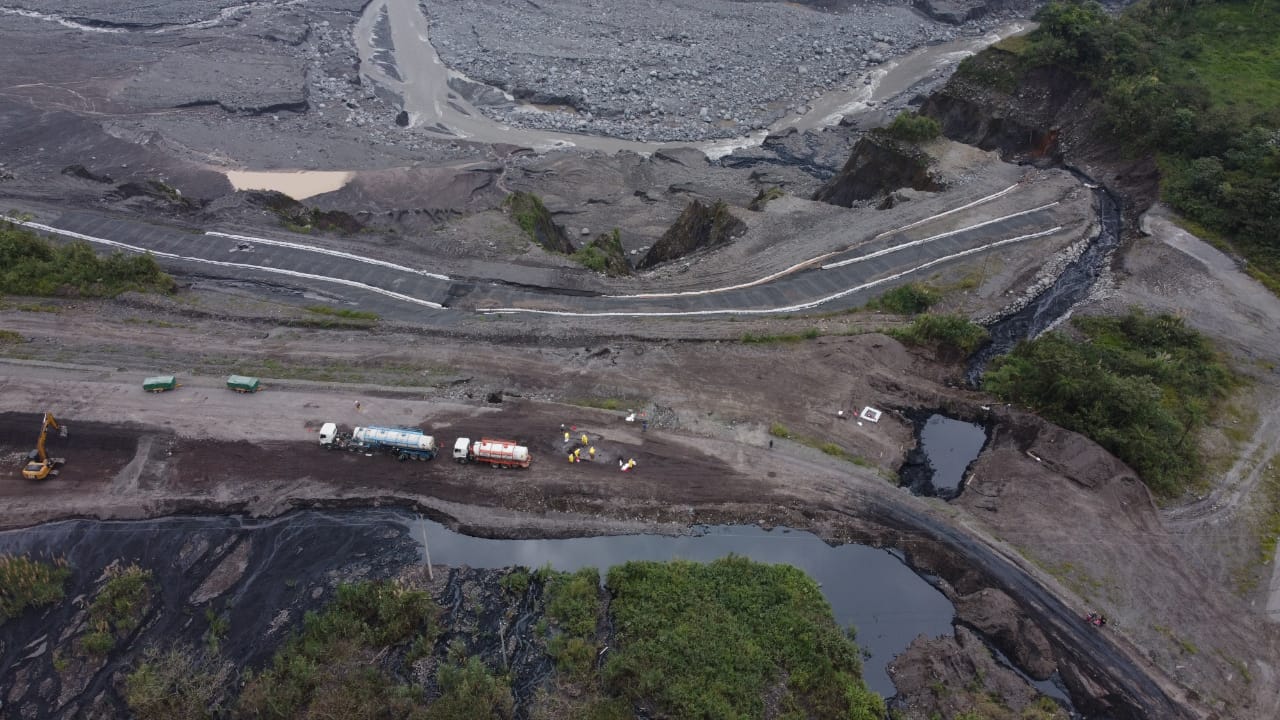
[230,0,1025,196]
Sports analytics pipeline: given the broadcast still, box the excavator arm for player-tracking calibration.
[22,412,64,480]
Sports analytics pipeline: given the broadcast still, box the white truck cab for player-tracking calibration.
[453,437,472,462]
[319,422,339,447]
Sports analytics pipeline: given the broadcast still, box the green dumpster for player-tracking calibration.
[227,375,261,393]
[143,375,177,393]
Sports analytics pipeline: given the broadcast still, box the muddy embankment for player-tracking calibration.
[920,54,1158,234]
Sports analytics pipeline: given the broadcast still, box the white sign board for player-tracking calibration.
[859,406,883,423]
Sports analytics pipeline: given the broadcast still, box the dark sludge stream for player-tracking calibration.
[967,182,1123,385]
[1,509,982,709]
[898,180,1120,504]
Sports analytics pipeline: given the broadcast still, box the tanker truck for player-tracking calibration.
[452,437,531,468]
[319,422,437,461]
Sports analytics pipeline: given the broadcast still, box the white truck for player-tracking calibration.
[319,423,438,461]
[452,437,531,468]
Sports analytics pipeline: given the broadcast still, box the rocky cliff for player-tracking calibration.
[813,130,943,208]
[919,46,1158,231]
[638,200,746,269]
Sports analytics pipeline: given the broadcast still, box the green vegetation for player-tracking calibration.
[1013,0,1280,288]
[427,656,515,719]
[572,229,631,276]
[866,282,941,315]
[769,421,790,438]
[82,564,152,655]
[505,191,570,253]
[747,186,786,211]
[741,328,821,344]
[125,644,231,720]
[568,396,645,412]
[237,580,440,718]
[885,111,943,143]
[540,567,602,679]
[605,556,883,720]
[889,313,990,356]
[0,221,175,297]
[0,329,22,344]
[204,608,231,653]
[0,555,70,624]
[984,311,1234,497]
[304,304,380,322]
[500,568,531,596]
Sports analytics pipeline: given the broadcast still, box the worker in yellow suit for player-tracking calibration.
[589,446,596,461]
[564,431,570,443]
[580,433,589,446]
[568,452,575,464]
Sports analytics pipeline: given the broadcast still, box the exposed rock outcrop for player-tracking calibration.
[920,47,1159,231]
[954,588,1057,680]
[813,131,943,208]
[573,229,632,276]
[888,626,1065,720]
[637,200,746,269]
[505,191,574,254]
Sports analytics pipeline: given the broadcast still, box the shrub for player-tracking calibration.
[867,283,940,315]
[236,580,439,719]
[885,111,942,143]
[82,564,152,654]
[0,555,70,624]
[428,656,514,719]
[125,644,230,720]
[889,313,990,356]
[984,310,1233,497]
[604,557,883,720]
[0,221,175,297]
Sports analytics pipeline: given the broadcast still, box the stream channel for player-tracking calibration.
[0,509,953,699]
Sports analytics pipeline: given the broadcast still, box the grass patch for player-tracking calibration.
[884,111,942,143]
[304,305,379,322]
[236,580,441,718]
[747,186,786,211]
[540,567,603,679]
[0,329,23,344]
[865,283,940,315]
[0,555,70,624]
[572,229,630,276]
[985,310,1234,498]
[568,397,643,412]
[741,328,821,344]
[83,564,152,655]
[1005,0,1280,287]
[1,220,175,297]
[604,556,884,719]
[428,655,515,719]
[769,422,790,439]
[124,644,231,720]
[889,313,990,356]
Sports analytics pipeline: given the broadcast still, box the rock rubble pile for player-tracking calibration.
[427,0,958,142]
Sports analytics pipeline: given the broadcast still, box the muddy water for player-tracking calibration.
[0,510,952,699]
[899,413,989,499]
[225,170,354,199]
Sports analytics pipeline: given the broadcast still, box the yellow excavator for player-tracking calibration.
[22,412,67,480]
